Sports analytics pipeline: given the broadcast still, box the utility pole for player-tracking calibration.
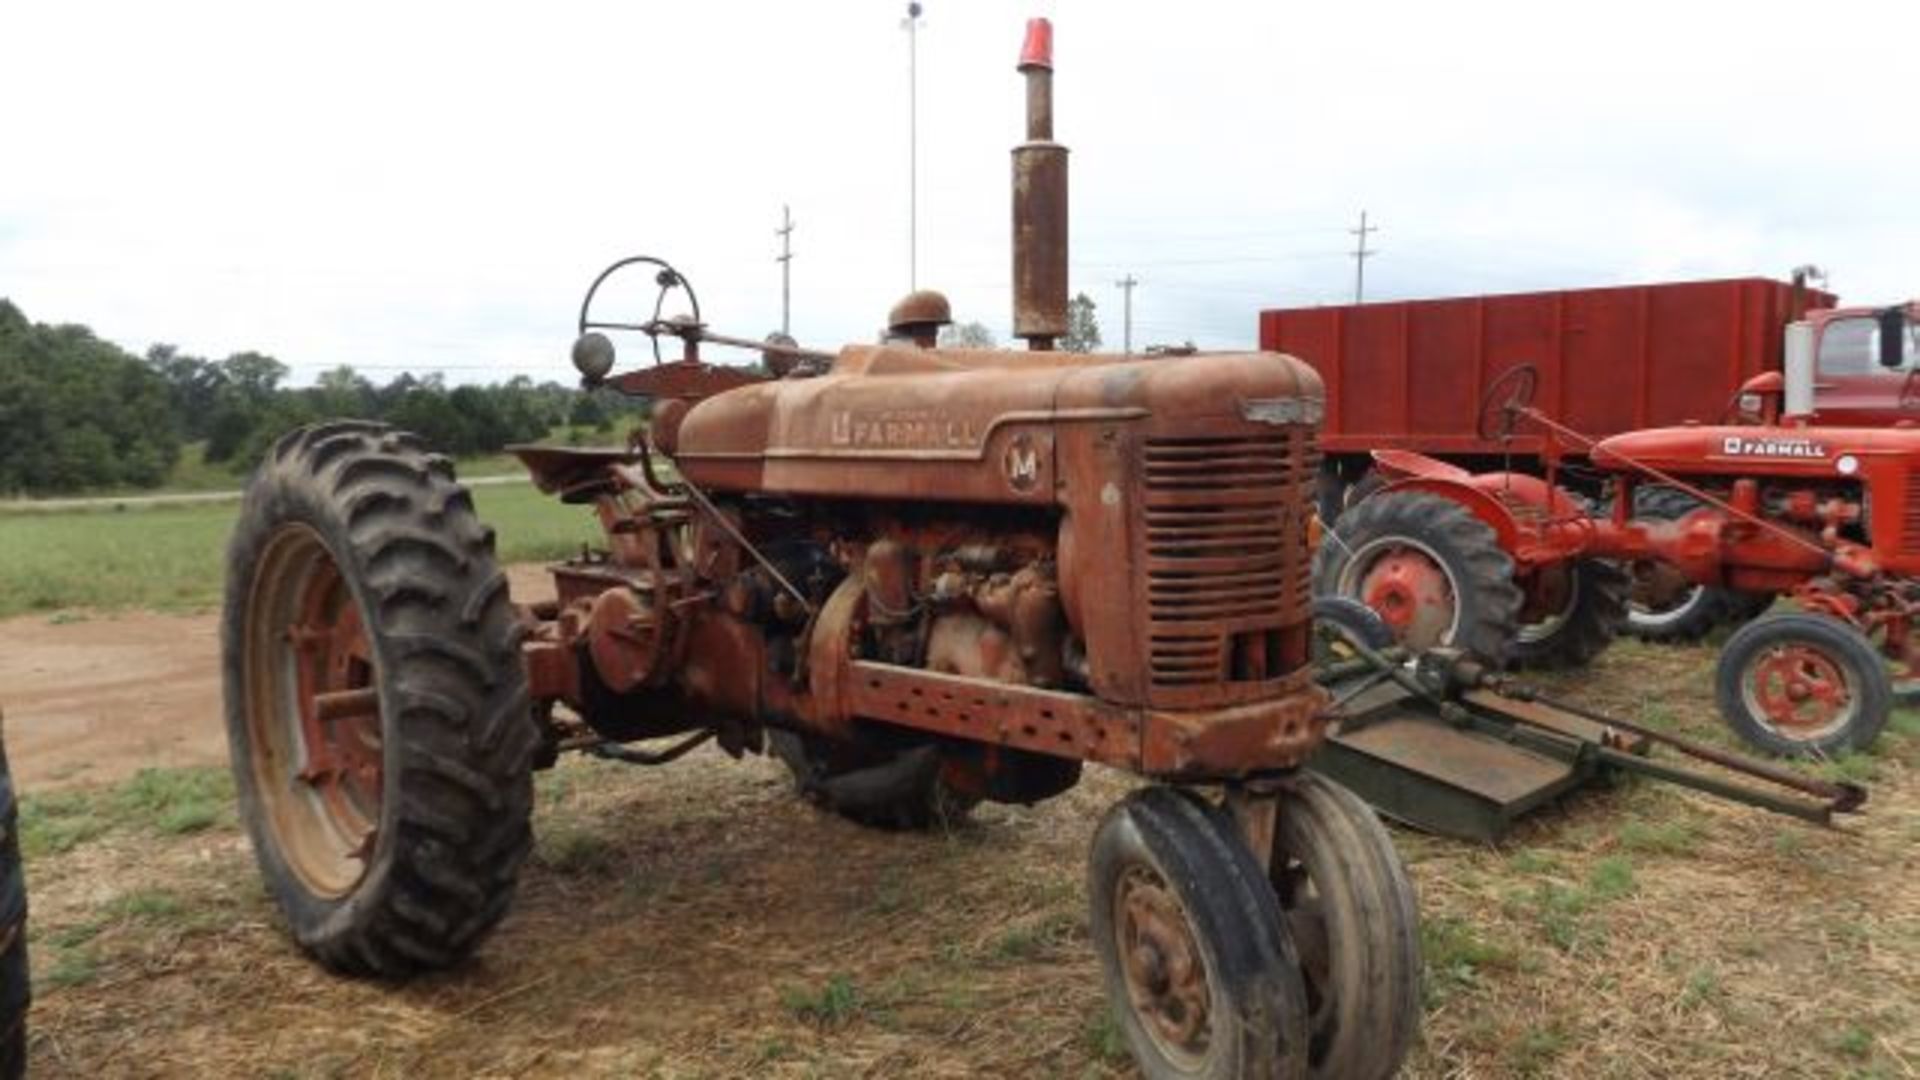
[775,204,795,336]
[903,2,925,290]
[1116,274,1140,354]
[1350,210,1379,303]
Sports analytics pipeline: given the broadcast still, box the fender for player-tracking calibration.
[1366,449,1590,566]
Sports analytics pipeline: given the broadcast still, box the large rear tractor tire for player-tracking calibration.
[1268,773,1420,1080]
[1715,613,1891,757]
[0,716,28,1080]
[1313,490,1522,665]
[1623,486,1751,642]
[224,421,538,976]
[1509,559,1628,670]
[768,730,981,830]
[1089,787,1310,1079]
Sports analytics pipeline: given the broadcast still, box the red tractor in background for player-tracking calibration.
[1316,301,1920,756]
[1269,273,1920,644]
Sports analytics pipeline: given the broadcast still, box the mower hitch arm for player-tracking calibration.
[1478,675,1867,814]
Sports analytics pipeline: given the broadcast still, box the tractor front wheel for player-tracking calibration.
[224,421,538,976]
[1089,787,1310,1079]
[1268,773,1420,1080]
[1715,613,1891,757]
[1313,490,1522,665]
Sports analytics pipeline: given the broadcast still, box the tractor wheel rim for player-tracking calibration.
[1114,864,1212,1067]
[1341,537,1461,652]
[1272,857,1335,1062]
[1516,565,1580,645]
[245,524,384,898]
[1742,643,1858,742]
[1628,563,1705,628]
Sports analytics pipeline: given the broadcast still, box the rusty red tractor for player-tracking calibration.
[220,21,1420,1080]
[1317,308,1920,757]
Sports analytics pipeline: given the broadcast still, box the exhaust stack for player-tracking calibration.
[1012,18,1068,351]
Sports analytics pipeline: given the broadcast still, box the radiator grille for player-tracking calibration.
[1140,431,1315,686]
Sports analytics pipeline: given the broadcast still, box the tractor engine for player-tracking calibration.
[516,343,1328,802]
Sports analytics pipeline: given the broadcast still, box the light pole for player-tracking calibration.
[903,2,924,290]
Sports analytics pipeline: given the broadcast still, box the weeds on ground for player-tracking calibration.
[19,766,233,857]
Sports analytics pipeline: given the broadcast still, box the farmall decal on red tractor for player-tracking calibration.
[1318,303,1920,757]
[219,20,1424,1080]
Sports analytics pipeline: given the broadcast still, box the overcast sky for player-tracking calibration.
[2,0,1914,385]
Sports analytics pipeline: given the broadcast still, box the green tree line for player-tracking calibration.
[0,299,629,496]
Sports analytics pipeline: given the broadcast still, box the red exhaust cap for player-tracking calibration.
[1019,17,1053,71]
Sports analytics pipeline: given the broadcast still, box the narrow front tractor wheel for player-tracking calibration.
[1089,787,1310,1079]
[1715,613,1892,757]
[1269,773,1420,1080]
[223,421,537,976]
[1509,559,1628,670]
[1312,490,1522,664]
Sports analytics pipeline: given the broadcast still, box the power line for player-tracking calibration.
[1350,209,1380,303]
[1115,274,1140,354]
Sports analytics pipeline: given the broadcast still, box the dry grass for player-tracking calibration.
[20,638,1920,1078]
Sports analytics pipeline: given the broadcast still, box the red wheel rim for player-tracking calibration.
[245,525,384,896]
[1347,541,1459,651]
[1743,644,1856,742]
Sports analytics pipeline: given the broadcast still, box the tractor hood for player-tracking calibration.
[1592,424,1920,478]
[671,343,1324,504]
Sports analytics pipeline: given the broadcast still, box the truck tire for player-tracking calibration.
[1623,487,1731,642]
[224,421,537,977]
[768,730,980,830]
[1715,613,1891,757]
[1312,490,1522,665]
[1509,559,1628,670]
[0,717,28,1080]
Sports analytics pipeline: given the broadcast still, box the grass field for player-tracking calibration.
[15,638,1919,1077]
[0,479,600,620]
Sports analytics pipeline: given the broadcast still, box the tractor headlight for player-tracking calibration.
[1737,392,1763,416]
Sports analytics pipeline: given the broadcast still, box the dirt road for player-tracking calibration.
[0,565,554,790]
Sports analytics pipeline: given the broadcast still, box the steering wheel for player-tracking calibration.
[575,255,704,366]
[1476,363,1540,442]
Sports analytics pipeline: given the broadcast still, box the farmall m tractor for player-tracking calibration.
[220,21,1421,1080]
[1317,303,1920,757]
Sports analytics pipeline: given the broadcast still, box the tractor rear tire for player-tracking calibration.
[1509,559,1629,670]
[224,421,538,977]
[1089,787,1311,1079]
[0,716,28,1080]
[1715,613,1891,757]
[768,730,979,830]
[1313,490,1523,665]
[1623,487,1733,642]
[1268,773,1420,1080]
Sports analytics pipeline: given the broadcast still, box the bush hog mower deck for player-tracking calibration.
[1318,316,1920,758]
[1309,598,1865,842]
[222,22,1423,1079]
